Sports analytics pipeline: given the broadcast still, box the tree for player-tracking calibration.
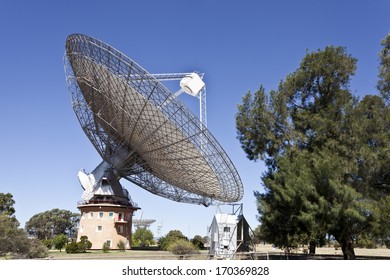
[0,194,49,259]
[0,213,48,258]
[0,213,29,257]
[202,236,210,245]
[159,230,188,250]
[190,235,205,250]
[255,151,327,253]
[378,33,390,104]
[132,228,155,247]
[236,44,390,259]
[78,235,92,252]
[0,193,16,217]
[52,234,68,252]
[25,209,79,240]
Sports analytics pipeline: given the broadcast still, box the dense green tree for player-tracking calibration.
[25,209,79,240]
[378,34,390,104]
[159,230,188,250]
[65,242,80,254]
[78,235,92,252]
[132,227,155,247]
[0,195,49,259]
[236,42,390,259]
[251,225,263,244]
[0,213,48,258]
[52,234,68,252]
[0,213,29,257]
[190,235,205,250]
[0,193,16,217]
[256,151,327,253]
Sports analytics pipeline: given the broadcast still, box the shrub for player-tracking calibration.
[191,235,205,250]
[65,242,80,253]
[132,228,155,247]
[28,239,49,259]
[159,230,188,250]
[117,240,126,251]
[102,242,110,253]
[42,239,53,250]
[168,239,199,257]
[356,234,377,249]
[78,236,92,252]
[52,234,68,252]
[65,237,92,254]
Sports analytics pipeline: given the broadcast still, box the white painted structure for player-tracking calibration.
[209,212,238,259]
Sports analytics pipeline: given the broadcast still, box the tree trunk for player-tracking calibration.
[339,237,356,260]
[309,241,316,255]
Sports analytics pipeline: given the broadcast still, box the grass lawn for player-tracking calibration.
[42,245,390,260]
[48,249,209,260]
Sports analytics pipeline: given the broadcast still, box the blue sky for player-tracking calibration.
[0,0,389,238]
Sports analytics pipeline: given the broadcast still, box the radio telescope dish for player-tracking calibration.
[64,34,243,206]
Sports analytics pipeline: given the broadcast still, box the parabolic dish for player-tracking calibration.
[64,34,243,206]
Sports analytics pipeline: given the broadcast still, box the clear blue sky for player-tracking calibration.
[0,0,389,238]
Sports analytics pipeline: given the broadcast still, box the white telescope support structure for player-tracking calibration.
[151,73,207,129]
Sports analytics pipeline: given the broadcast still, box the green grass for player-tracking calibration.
[48,249,209,260]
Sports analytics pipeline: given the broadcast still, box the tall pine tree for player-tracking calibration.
[237,38,390,259]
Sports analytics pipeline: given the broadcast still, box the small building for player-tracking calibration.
[209,213,238,259]
[76,170,140,250]
[208,204,253,259]
[77,203,138,250]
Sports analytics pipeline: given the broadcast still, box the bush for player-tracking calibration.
[52,234,68,252]
[42,239,53,250]
[28,239,49,259]
[159,230,188,250]
[356,234,377,249]
[132,228,155,247]
[117,240,126,251]
[65,236,92,254]
[168,239,199,257]
[0,214,30,257]
[65,242,80,253]
[191,235,205,250]
[78,236,92,252]
[102,242,110,253]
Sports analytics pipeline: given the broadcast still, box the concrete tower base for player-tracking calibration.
[77,203,139,250]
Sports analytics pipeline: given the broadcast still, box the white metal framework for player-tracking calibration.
[208,204,253,259]
[133,219,156,230]
[150,73,207,129]
[64,34,243,206]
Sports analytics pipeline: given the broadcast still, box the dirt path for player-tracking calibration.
[255,244,390,257]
